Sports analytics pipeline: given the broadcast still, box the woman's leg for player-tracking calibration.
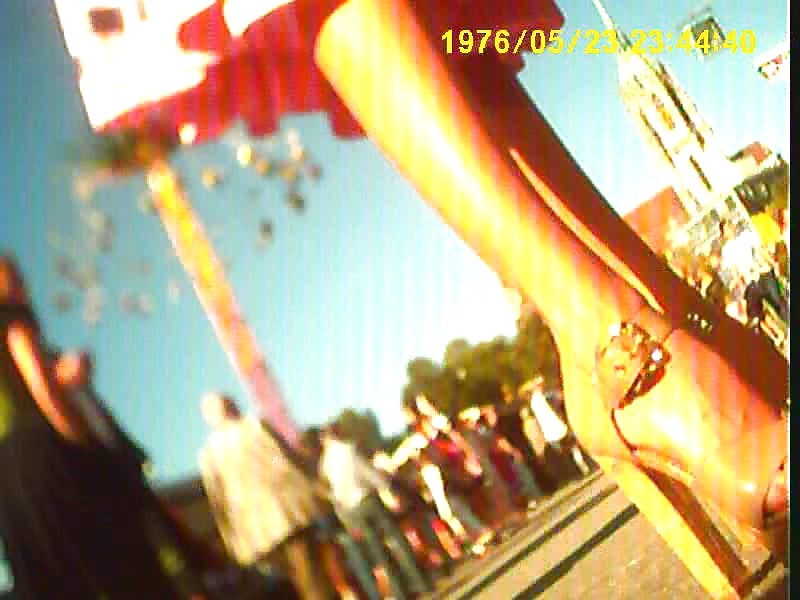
[313,0,787,592]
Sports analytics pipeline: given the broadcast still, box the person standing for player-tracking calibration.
[519,378,591,481]
[54,350,218,598]
[371,450,454,577]
[0,255,183,600]
[317,425,432,600]
[198,392,335,600]
[479,406,544,510]
[719,220,787,324]
[455,409,517,527]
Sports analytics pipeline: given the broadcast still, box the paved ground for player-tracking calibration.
[427,472,787,600]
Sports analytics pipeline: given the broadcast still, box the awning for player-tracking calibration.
[103,0,564,143]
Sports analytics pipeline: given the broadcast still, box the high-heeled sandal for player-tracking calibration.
[311,0,788,587]
[588,302,788,558]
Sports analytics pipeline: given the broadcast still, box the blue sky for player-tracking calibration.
[0,0,788,484]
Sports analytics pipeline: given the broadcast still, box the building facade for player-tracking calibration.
[592,1,785,256]
[624,142,787,255]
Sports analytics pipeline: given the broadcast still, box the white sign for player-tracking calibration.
[52,0,292,131]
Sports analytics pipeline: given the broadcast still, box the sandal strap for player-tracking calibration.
[594,306,674,411]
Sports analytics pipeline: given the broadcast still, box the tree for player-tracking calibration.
[402,357,459,417]
[510,311,562,389]
[400,308,563,418]
[442,338,471,369]
[332,408,385,456]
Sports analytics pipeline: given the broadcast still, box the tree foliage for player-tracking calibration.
[313,310,564,450]
[74,128,180,176]
[330,407,385,456]
[401,311,562,418]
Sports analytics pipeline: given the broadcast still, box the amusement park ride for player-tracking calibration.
[52,1,787,597]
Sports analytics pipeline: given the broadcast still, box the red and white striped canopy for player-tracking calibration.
[55,0,563,144]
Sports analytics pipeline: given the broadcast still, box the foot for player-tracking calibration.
[610,325,787,537]
[562,305,787,552]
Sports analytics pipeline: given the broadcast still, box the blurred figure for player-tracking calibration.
[519,378,591,481]
[456,408,516,527]
[404,403,489,544]
[198,392,335,600]
[479,406,543,510]
[316,425,432,600]
[724,290,749,324]
[0,255,182,600]
[371,450,454,578]
[775,207,789,260]
[300,426,372,600]
[496,385,547,476]
[699,256,729,310]
[514,398,562,495]
[53,350,217,598]
[417,454,468,542]
[51,350,148,475]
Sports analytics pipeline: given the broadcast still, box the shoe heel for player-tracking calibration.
[597,457,751,599]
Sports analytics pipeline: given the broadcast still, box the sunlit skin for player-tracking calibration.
[313,0,787,556]
[53,351,93,389]
[200,391,241,429]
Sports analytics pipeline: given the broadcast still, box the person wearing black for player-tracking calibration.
[53,350,220,598]
[0,255,183,600]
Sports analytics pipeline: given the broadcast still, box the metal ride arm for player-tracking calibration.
[146,162,299,448]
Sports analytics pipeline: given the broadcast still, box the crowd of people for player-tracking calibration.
[665,210,789,351]
[195,380,594,599]
[0,252,597,599]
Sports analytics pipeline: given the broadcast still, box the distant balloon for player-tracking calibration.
[679,5,725,61]
[91,232,113,253]
[82,310,101,327]
[138,294,154,316]
[279,164,300,185]
[237,144,254,167]
[286,129,301,147]
[257,220,274,248]
[122,259,152,277]
[46,230,62,249]
[84,285,105,309]
[137,194,156,215]
[287,191,305,214]
[201,168,223,189]
[73,174,96,202]
[74,265,100,290]
[52,292,73,313]
[54,255,74,278]
[119,292,154,317]
[304,163,322,180]
[254,158,273,177]
[289,145,305,162]
[120,294,137,314]
[82,290,103,325]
